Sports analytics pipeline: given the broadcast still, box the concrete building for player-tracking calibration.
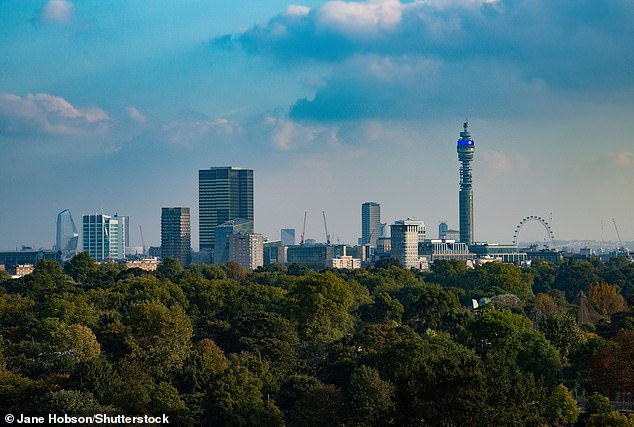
[419,239,475,262]
[56,209,79,261]
[327,255,361,269]
[407,219,426,243]
[439,222,449,240]
[457,122,475,245]
[469,243,527,264]
[124,258,160,271]
[214,219,254,264]
[362,202,381,247]
[264,241,287,265]
[161,207,192,266]
[229,233,264,270]
[199,167,254,254]
[281,229,296,246]
[391,220,420,269]
[82,214,126,262]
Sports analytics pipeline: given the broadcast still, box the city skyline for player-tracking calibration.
[1,1,633,250]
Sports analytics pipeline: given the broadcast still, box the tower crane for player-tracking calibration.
[300,211,307,246]
[139,225,146,255]
[323,211,331,245]
[613,218,633,260]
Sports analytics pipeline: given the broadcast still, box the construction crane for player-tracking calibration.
[322,211,331,245]
[612,218,632,260]
[139,225,146,255]
[300,211,307,246]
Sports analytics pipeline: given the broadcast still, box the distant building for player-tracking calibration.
[124,258,160,271]
[281,229,296,246]
[439,222,448,240]
[362,202,381,247]
[229,233,264,270]
[469,243,526,264]
[56,209,79,261]
[161,207,192,266]
[445,229,461,241]
[214,219,254,264]
[286,244,346,268]
[264,241,287,265]
[199,167,254,255]
[148,246,161,258]
[327,255,361,269]
[13,264,35,278]
[525,248,563,264]
[82,214,126,262]
[375,237,392,260]
[391,220,420,269]
[456,122,476,245]
[406,219,426,243]
[419,240,475,262]
[0,249,61,269]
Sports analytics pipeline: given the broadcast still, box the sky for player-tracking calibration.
[1,0,633,251]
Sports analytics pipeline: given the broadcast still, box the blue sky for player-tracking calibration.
[1,0,633,250]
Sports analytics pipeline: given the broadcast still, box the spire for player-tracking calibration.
[459,120,471,140]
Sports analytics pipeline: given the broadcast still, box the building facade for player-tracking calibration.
[457,122,475,245]
[56,209,79,261]
[264,241,287,265]
[82,214,126,262]
[229,233,264,270]
[362,202,381,247]
[199,167,254,254]
[281,229,296,246]
[161,207,192,266]
[390,220,420,269]
[214,219,254,264]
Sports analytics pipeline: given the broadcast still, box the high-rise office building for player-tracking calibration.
[82,214,126,262]
[439,222,448,240]
[229,233,264,270]
[161,207,192,266]
[199,167,254,254]
[390,219,420,269]
[407,219,426,243]
[457,122,475,245]
[56,209,79,261]
[362,202,381,247]
[281,229,296,246]
[214,219,254,265]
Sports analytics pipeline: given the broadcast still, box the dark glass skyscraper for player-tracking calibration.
[362,202,381,247]
[161,207,192,266]
[198,167,254,253]
[457,122,475,245]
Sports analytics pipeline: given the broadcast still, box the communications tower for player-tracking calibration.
[457,122,475,245]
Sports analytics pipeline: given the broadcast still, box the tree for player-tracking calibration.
[586,412,634,427]
[346,365,394,427]
[31,390,116,416]
[179,339,228,394]
[554,259,599,301]
[359,292,403,324]
[588,282,628,315]
[546,384,578,426]
[156,258,184,282]
[125,302,192,376]
[63,252,99,284]
[538,312,583,360]
[585,392,612,415]
[591,330,634,395]
[287,384,344,427]
[52,323,101,362]
[290,272,355,344]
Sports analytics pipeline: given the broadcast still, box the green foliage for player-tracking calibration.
[585,392,613,415]
[1,259,631,425]
[586,412,634,427]
[545,384,578,425]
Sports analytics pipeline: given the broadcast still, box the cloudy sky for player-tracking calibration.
[1,0,633,251]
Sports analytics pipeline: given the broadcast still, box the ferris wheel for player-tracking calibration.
[513,215,555,248]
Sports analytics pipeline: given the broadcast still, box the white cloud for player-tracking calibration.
[41,0,74,24]
[286,5,310,16]
[162,117,234,146]
[0,93,109,136]
[317,0,404,35]
[127,107,146,124]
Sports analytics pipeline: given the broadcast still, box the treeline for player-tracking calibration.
[1,254,633,426]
